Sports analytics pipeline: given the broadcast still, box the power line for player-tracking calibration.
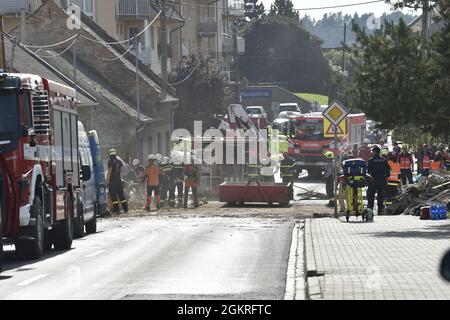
[168,62,201,86]
[35,37,79,58]
[21,33,79,49]
[98,43,136,61]
[80,11,161,46]
[168,0,385,12]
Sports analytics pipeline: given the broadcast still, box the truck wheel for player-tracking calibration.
[43,230,53,251]
[53,194,74,250]
[15,197,44,259]
[74,204,84,239]
[85,203,97,234]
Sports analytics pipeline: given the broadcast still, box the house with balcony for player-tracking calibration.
[7,0,178,161]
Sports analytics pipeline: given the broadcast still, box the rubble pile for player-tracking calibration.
[386,171,450,215]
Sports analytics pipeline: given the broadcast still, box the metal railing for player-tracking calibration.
[116,0,152,18]
[198,17,218,36]
[0,0,36,15]
[223,0,244,17]
[125,45,152,66]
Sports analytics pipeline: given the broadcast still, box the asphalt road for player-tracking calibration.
[0,215,298,300]
[0,172,327,300]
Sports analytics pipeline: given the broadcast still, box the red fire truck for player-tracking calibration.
[0,73,85,264]
[287,112,366,178]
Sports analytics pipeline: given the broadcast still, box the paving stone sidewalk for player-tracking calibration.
[305,216,450,300]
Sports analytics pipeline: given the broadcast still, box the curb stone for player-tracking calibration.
[304,218,323,299]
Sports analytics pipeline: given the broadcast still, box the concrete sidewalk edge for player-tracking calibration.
[304,218,323,299]
[284,221,305,300]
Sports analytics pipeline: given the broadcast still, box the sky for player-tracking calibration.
[260,0,421,20]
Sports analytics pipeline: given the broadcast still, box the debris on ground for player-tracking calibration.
[294,185,329,200]
[386,171,450,215]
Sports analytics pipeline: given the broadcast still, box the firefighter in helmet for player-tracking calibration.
[106,149,128,214]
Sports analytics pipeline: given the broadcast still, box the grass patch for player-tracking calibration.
[295,93,329,105]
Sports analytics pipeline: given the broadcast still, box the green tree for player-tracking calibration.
[350,19,432,130]
[239,15,332,95]
[268,0,299,19]
[168,54,233,131]
[244,0,265,20]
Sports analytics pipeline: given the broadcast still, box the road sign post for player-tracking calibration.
[322,100,349,219]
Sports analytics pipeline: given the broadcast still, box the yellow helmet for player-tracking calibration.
[325,151,334,159]
[381,149,389,157]
[109,148,117,156]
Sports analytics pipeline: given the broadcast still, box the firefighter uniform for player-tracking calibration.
[386,160,401,206]
[107,150,128,214]
[184,163,200,208]
[160,158,173,207]
[420,151,433,177]
[280,157,296,184]
[397,151,414,185]
[367,151,390,214]
[172,159,184,205]
[246,163,261,181]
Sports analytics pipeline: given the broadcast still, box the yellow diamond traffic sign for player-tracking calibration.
[322,100,348,126]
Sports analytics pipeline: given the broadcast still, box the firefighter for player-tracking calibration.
[432,147,446,171]
[386,152,401,206]
[280,152,296,184]
[143,154,161,211]
[323,151,335,207]
[337,152,350,213]
[358,139,371,164]
[419,144,434,177]
[171,154,185,206]
[381,148,389,160]
[106,149,128,214]
[132,159,145,182]
[183,157,200,208]
[246,161,261,182]
[367,146,390,215]
[397,144,414,185]
[159,156,173,208]
[260,157,276,183]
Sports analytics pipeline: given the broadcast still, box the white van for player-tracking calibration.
[75,122,98,237]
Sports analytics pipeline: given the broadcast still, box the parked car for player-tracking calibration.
[75,122,106,237]
[245,106,267,118]
[279,103,301,113]
[273,111,302,134]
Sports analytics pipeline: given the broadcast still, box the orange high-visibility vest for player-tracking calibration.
[388,160,400,182]
[398,154,412,170]
[431,160,442,171]
[422,155,431,169]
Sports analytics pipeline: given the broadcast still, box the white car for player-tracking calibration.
[272,111,302,133]
[245,106,267,118]
[279,103,301,113]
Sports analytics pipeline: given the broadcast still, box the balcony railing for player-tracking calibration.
[0,0,36,15]
[198,17,218,37]
[223,0,244,17]
[125,44,152,66]
[222,37,245,54]
[116,0,152,18]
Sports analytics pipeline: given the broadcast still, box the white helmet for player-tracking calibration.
[132,159,140,166]
[155,154,163,162]
[363,138,370,144]
[148,154,155,160]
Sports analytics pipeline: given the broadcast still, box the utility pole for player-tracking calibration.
[342,22,347,73]
[160,0,168,100]
[135,36,141,160]
[422,0,431,41]
[232,21,240,103]
[0,16,6,71]
[73,34,78,100]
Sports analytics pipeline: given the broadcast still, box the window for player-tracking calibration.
[0,92,19,133]
[69,0,95,18]
[157,133,162,154]
[20,91,32,128]
[128,26,139,45]
[148,136,153,154]
[151,26,155,49]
